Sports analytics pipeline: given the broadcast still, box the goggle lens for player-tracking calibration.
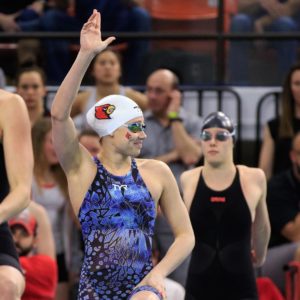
[200,131,233,142]
[124,122,146,133]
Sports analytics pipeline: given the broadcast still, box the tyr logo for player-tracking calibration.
[112,184,128,191]
[95,104,115,119]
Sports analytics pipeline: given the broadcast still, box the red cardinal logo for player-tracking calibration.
[95,104,115,119]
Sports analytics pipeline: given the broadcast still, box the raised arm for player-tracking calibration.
[0,91,33,223]
[51,10,115,174]
[252,169,271,267]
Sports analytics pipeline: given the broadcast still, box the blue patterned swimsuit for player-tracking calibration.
[78,157,156,299]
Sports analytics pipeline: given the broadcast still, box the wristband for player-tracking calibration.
[169,117,183,123]
[167,111,180,119]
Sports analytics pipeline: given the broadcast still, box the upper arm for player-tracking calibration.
[51,115,85,174]
[254,170,269,221]
[253,170,270,237]
[0,95,33,194]
[180,170,197,212]
[258,125,274,179]
[159,164,193,237]
[252,170,270,263]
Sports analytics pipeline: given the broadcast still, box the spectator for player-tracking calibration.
[0,1,48,74]
[78,129,101,157]
[259,63,300,179]
[260,130,300,292]
[71,48,148,130]
[140,68,202,286]
[9,201,58,300]
[0,1,81,84]
[228,0,300,85]
[31,117,71,300]
[16,66,49,127]
[0,1,42,32]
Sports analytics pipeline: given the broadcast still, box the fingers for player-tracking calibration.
[104,36,116,47]
[96,10,100,30]
[87,9,97,23]
[83,10,98,30]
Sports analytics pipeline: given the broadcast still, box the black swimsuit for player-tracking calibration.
[185,168,258,300]
[0,143,21,271]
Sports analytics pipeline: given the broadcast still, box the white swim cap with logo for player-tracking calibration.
[86,94,143,137]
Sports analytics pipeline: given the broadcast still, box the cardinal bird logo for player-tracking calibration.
[95,104,116,119]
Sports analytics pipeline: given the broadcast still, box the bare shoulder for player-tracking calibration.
[136,158,171,175]
[237,165,266,187]
[0,90,24,108]
[0,91,27,123]
[181,167,202,186]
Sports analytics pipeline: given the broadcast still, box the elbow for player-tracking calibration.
[51,106,61,120]
[18,185,32,211]
[51,101,69,121]
[185,231,196,253]
[254,253,267,268]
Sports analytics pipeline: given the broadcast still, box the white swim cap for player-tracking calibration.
[86,95,143,137]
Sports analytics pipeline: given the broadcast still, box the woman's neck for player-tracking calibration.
[29,105,44,127]
[35,167,55,185]
[97,150,131,176]
[96,83,120,99]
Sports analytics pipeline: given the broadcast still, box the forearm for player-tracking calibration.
[0,185,31,223]
[51,50,95,120]
[171,122,201,165]
[281,214,300,242]
[152,232,195,277]
[29,203,56,259]
[252,222,270,267]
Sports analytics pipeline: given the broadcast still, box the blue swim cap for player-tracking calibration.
[201,111,235,133]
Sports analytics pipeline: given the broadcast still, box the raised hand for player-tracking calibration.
[80,9,115,55]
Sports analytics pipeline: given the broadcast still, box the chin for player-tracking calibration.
[207,160,222,168]
[129,149,141,158]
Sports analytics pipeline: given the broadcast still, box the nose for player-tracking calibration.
[139,130,147,139]
[209,136,217,145]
